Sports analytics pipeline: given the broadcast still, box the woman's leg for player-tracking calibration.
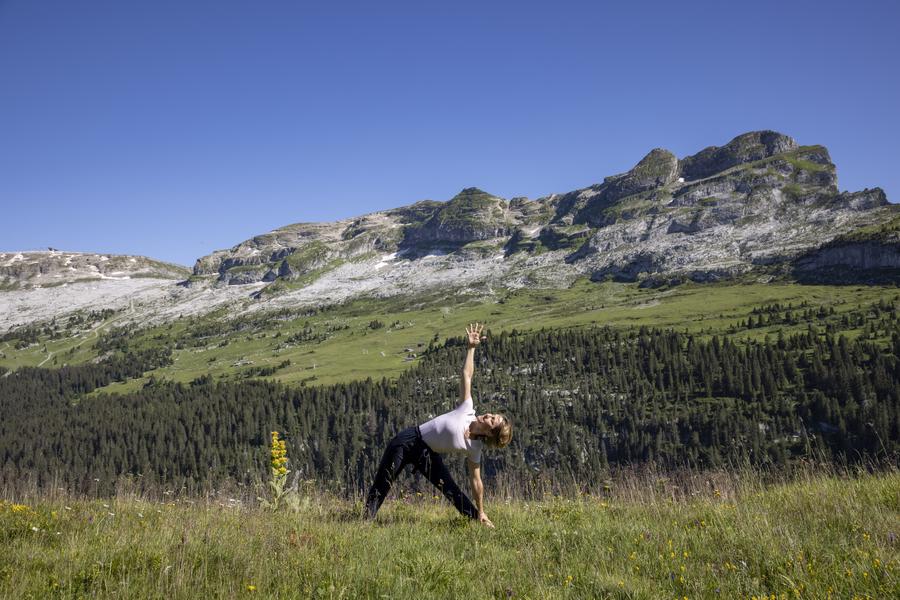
[364,427,417,518]
[413,447,479,519]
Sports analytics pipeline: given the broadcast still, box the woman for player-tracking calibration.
[364,323,512,527]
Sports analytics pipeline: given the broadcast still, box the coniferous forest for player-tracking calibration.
[1,301,898,498]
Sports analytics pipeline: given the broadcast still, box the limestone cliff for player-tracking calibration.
[181,129,893,290]
[3,130,897,333]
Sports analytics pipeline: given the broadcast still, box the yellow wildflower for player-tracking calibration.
[270,431,289,477]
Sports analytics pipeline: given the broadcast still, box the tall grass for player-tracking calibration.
[2,468,897,599]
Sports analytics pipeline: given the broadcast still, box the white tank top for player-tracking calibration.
[419,397,484,464]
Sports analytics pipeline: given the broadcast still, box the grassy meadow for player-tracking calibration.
[2,279,899,598]
[1,470,897,599]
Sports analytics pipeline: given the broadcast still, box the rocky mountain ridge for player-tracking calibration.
[0,251,189,287]
[193,130,897,291]
[1,130,897,333]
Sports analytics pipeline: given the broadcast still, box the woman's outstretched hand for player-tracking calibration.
[478,511,495,528]
[466,323,485,349]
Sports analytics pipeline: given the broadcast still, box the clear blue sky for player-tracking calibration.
[2,0,898,267]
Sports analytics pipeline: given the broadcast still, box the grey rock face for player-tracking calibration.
[679,130,798,181]
[604,148,679,201]
[3,130,896,334]
[588,251,668,282]
[669,175,751,207]
[794,241,900,271]
[186,129,894,292]
[222,266,271,285]
[565,149,678,227]
[537,225,593,251]
[0,251,190,286]
[834,188,888,211]
[402,188,512,246]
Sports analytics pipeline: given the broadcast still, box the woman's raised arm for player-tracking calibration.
[459,323,484,403]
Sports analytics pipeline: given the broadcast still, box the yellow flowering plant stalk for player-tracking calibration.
[258,431,301,511]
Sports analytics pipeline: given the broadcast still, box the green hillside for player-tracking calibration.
[2,299,897,496]
[1,280,897,392]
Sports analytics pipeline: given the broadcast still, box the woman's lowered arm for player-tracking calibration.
[468,458,494,528]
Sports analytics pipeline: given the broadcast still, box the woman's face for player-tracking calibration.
[478,413,502,430]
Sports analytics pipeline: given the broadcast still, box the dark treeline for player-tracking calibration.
[1,319,898,497]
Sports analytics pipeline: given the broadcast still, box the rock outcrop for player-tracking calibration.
[791,209,900,282]
[0,251,189,287]
[606,148,679,200]
[402,188,512,247]
[794,240,900,271]
[186,130,895,290]
[678,130,798,181]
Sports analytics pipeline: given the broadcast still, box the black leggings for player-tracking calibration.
[365,426,478,520]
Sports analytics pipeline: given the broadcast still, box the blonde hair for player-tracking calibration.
[485,415,512,449]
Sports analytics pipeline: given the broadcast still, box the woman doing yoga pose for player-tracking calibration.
[364,323,512,527]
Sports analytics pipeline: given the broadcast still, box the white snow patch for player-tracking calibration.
[374,252,398,270]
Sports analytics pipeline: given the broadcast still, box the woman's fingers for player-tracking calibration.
[465,323,485,340]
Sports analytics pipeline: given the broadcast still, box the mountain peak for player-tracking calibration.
[452,187,500,201]
[403,187,510,246]
[679,130,797,181]
[593,148,679,209]
[629,148,679,186]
